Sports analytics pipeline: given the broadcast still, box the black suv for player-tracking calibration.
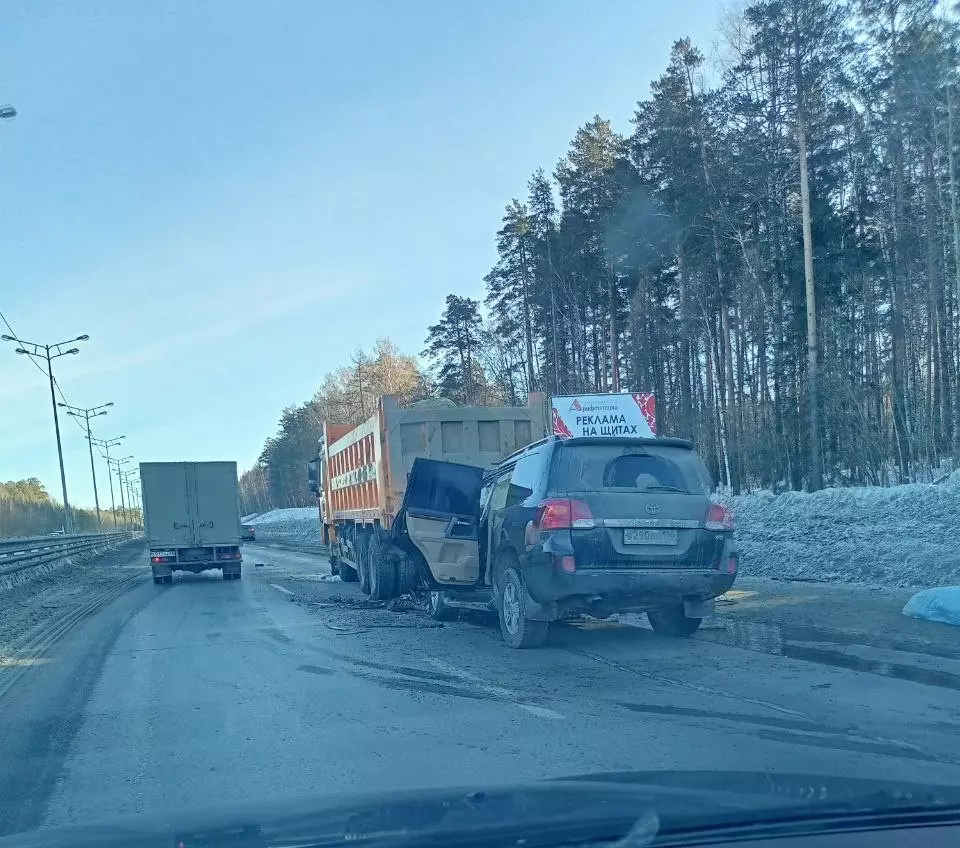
[392,436,738,648]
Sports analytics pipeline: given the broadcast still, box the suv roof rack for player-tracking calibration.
[498,434,561,466]
[560,436,694,450]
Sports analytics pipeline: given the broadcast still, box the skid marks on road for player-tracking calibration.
[247,550,960,770]
[0,573,146,702]
[287,640,567,719]
[316,612,954,768]
[558,641,955,768]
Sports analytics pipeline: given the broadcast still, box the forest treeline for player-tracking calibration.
[242,0,960,512]
[0,478,133,537]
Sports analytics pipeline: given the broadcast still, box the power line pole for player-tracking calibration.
[107,456,133,529]
[1,333,89,533]
[121,470,140,529]
[92,436,125,527]
[60,402,113,527]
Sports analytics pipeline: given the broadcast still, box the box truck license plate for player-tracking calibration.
[623,528,678,546]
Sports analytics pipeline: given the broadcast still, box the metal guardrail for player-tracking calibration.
[0,531,140,577]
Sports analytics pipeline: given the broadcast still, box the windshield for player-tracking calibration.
[2,1,960,843]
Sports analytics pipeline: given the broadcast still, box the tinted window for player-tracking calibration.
[553,444,710,494]
[406,461,483,517]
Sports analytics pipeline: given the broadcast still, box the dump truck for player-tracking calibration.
[308,394,548,599]
[140,461,243,584]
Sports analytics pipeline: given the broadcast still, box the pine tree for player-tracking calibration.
[423,295,486,404]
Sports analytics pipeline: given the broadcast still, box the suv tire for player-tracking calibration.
[648,605,702,637]
[497,566,547,648]
[428,591,456,621]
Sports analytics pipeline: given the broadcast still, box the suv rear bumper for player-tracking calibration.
[522,549,736,610]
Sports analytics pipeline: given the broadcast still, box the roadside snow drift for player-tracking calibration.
[247,477,960,589]
[247,507,321,545]
[730,472,960,588]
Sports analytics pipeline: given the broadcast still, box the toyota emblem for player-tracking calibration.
[645,502,661,516]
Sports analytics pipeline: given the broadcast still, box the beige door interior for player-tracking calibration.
[406,514,480,585]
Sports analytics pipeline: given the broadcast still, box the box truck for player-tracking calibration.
[140,461,243,584]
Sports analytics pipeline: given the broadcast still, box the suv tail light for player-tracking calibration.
[705,503,734,531]
[537,498,595,530]
[526,498,595,546]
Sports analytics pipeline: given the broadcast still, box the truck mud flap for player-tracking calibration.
[368,530,398,601]
[397,551,423,596]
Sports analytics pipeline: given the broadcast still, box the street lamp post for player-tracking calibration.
[121,470,140,529]
[2,333,89,533]
[107,456,133,528]
[92,436,125,527]
[59,401,113,527]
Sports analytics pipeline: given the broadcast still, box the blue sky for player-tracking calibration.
[1,0,722,508]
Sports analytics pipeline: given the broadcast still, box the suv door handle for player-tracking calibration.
[444,517,475,538]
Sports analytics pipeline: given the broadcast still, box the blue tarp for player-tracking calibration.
[902,587,960,627]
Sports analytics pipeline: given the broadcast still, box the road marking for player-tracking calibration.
[574,648,806,717]
[427,658,518,700]
[428,658,566,719]
[518,703,566,720]
[268,583,295,596]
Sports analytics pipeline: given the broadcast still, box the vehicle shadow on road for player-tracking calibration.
[161,573,242,588]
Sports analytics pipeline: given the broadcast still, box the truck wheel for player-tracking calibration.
[648,605,702,637]
[338,563,358,582]
[428,591,456,622]
[497,566,547,649]
[153,576,164,585]
[356,534,371,594]
[367,530,397,601]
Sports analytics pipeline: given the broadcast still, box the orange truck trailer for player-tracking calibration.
[308,394,547,600]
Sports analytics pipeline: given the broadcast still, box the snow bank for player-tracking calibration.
[730,472,960,588]
[245,477,960,589]
[247,507,321,545]
[903,587,960,626]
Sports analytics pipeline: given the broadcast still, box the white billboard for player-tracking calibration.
[551,393,657,439]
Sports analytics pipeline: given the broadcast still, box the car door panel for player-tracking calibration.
[396,458,484,587]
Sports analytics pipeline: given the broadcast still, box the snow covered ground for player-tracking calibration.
[729,472,960,588]
[246,507,321,545]
[247,475,960,589]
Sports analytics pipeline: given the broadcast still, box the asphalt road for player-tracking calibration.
[2,542,959,837]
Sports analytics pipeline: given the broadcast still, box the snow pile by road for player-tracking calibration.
[246,479,960,589]
[730,472,960,588]
[247,507,321,545]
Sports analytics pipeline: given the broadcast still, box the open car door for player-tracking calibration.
[395,458,484,587]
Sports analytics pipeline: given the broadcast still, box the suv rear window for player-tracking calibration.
[552,443,711,494]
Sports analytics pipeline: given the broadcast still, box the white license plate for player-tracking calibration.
[623,528,678,546]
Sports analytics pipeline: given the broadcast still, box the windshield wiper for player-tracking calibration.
[641,486,688,493]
